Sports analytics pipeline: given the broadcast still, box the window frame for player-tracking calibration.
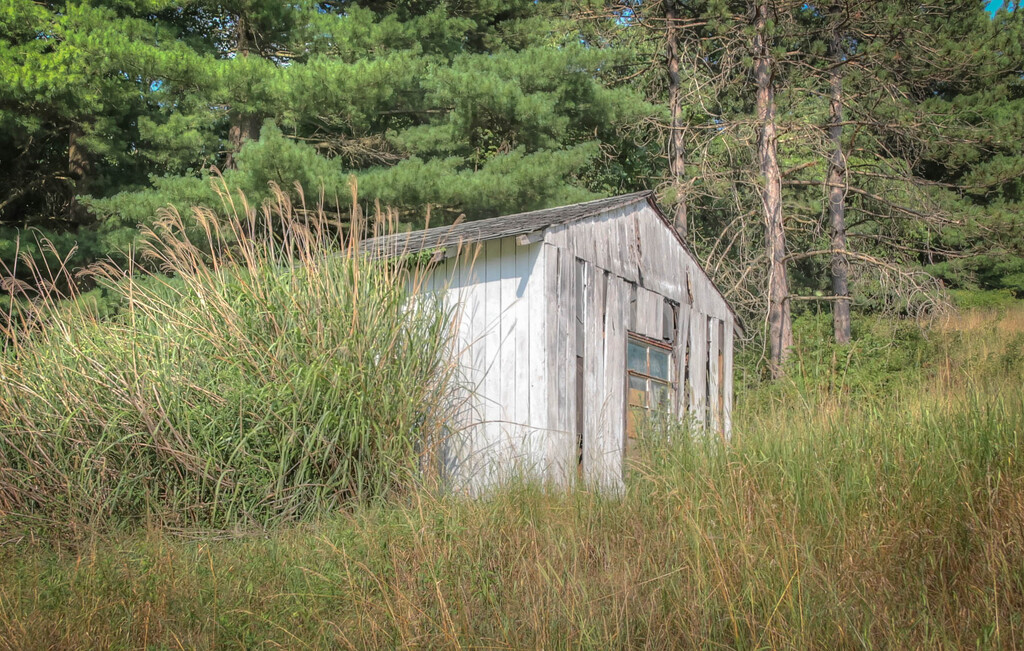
[626,332,676,412]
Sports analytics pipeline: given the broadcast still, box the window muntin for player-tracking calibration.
[626,334,675,445]
[627,337,673,404]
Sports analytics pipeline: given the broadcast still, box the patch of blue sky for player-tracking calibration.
[987,1,1017,14]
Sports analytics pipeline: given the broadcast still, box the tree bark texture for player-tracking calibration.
[666,2,687,239]
[68,124,90,221]
[753,1,792,378]
[227,113,260,169]
[225,13,259,170]
[827,9,852,344]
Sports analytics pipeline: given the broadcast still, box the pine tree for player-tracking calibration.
[912,3,1024,296]
[0,0,213,269]
[88,0,653,230]
[1,1,197,213]
[784,1,1024,318]
[2,0,652,275]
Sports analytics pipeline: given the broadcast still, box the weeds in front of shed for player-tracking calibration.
[2,369,1022,648]
[2,306,1023,649]
[0,178,461,531]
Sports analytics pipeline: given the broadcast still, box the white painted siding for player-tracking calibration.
[424,238,550,492]
[412,199,736,493]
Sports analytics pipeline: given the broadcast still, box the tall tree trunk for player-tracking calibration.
[827,7,852,344]
[68,124,90,221]
[225,13,259,170]
[753,1,792,378]
[666,2,687,238]
[227,114,260,169]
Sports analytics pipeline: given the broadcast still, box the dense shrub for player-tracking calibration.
[949,288,1020,310]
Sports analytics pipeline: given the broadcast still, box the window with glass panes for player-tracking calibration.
[626,334,674,445]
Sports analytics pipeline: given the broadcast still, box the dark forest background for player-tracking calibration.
[2,0,1022,371]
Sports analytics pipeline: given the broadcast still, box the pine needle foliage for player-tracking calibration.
[0,179,460,531]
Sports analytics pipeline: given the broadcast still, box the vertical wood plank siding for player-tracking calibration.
[600,274,629,490]
[499,237,519,473]
[708,316,721,433]
[723,315,735,438]
[546,245,577,482]
[433,240,549,492]
[542,203,735,486]
[452,243,485,485]
[674,299,692,419]
[417,198,735,492]
[524,240,548,467]
[688,312,707,428]
[635,287,663,340]
[581,262,607,482]
[481,239,503,485]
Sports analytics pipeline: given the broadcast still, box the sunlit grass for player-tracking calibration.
[1,305,1021,648]
[0,179,460,531]
[1,183,1022,647]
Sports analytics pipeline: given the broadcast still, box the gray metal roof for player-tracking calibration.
[360,191,654,258]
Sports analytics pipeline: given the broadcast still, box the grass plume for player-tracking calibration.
[0,179,460,531]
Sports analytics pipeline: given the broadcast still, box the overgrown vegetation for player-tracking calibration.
[3,0,1022,644]
[0,180,459,531]
[1,303,1021,648]
[4,1,1022,336]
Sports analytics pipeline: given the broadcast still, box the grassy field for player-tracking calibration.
[1,191,1022,648]
[1,303,1022,649]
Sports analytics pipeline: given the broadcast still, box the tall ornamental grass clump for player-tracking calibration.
[0,181,459,531]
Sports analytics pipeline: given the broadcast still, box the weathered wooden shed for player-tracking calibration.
[364,192,738,492]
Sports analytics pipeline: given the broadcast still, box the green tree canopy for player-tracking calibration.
[1,0,654,277]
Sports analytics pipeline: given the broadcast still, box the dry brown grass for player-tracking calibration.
[0,179,460,531]
[1,305,1021,649]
